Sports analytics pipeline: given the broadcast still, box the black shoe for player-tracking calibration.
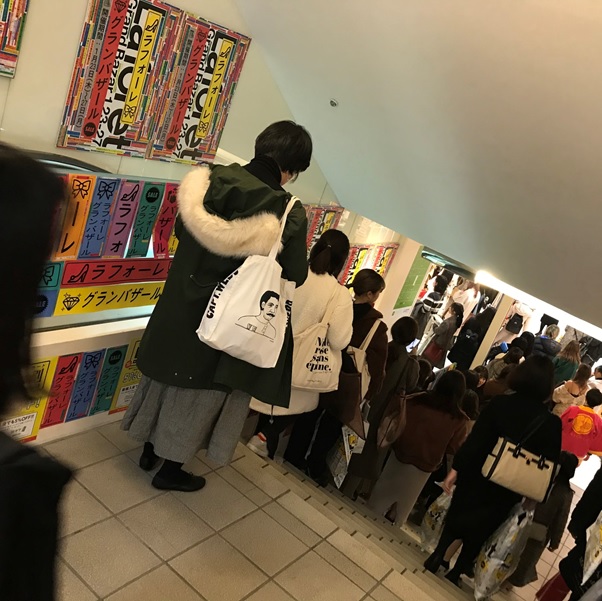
[424,551,444,574]
[441,559,450,571]
[152,471,206,492]
[445,568,462,588]
[139,451,160,471]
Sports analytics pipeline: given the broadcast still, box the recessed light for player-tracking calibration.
[329,99,339,107]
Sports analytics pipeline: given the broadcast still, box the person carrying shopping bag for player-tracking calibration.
[284,269,388,485]
[247,230,353,459]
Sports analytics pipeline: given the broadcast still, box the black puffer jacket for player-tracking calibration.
[532,336,561,359]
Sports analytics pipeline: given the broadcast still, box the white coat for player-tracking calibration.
[250,270,353,416]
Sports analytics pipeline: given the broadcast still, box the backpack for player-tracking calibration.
[291,287,341,392]
[347,319,382,400]
[505,313,524,334]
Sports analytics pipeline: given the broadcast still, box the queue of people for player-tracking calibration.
[5,124,602,601]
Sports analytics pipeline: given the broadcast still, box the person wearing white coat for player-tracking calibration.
[248,230,354,458]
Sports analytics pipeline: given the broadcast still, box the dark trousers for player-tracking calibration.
[255,414,296,459]
[284,407,342,477]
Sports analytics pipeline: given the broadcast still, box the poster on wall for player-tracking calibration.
[147,12,250,164]
[305,205,345,252]
[57,0,250,164]
[0,0,29,78]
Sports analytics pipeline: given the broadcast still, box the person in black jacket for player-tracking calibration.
[424,355,562,586]
[533,325,562,359]
[0,144,72,601]
[448,307,496,370]
[559,465,602,600]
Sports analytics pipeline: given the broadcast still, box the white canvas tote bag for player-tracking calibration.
[291,287,341,392]
[197,198,298,368]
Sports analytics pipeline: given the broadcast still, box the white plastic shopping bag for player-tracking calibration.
[197,198,297,368]
[582,509,602,585]
[327,425,367,488]
[420,492,452,553]
[474,504,534,600]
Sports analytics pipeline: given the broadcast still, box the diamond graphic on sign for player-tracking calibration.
[62,295,81,311]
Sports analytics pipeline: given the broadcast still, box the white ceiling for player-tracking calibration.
[233,0,602,327]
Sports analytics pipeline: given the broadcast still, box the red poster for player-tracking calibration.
[41,354,82,428]
[152,183,178,258]
[61,258,172,287]
[81,0,129,139]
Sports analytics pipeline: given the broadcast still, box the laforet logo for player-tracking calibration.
[306,337,332,373]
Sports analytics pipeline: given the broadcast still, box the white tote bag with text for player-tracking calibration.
[291,287,341,392]
[197,198,297,368]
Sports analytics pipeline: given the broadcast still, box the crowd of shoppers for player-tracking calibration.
[6,126,602,601]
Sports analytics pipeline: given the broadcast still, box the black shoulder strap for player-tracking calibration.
[394,356,415,395]
[518,413,548,447]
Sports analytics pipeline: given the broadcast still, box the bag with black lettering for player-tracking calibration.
[196,198,297,368]
[291,288,341,392]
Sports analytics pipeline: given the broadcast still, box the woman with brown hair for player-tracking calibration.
[368,370,469,526]
[552,363,592,417]
[552,340,581,387]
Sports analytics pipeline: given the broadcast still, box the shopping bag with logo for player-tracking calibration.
[481,414,558,502]
[581,508,602,585]
[327,425,367,488]
[420,492,453,553]
[292,287,341,392]
[474,504,535,600]
[347,319,382,400]
[197,198,297,368]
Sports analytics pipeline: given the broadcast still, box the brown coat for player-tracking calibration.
[392,393,469,472]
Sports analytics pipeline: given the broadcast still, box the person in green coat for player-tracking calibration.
[552,340,581,387]
[122,122,312,492]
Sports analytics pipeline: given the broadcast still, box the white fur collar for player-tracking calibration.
[177,165,281,258]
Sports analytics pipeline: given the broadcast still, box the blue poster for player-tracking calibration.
[66,349,105,421]
[79,177,121,258]
[126,182,165,258]
[89,345,127,415]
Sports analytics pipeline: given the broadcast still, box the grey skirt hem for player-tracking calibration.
[121,375,251,466]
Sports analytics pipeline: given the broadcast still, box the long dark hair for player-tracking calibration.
[423,370,466,417]
[0,144,65,412]
[309,229,350,278]
[450,302,464,329]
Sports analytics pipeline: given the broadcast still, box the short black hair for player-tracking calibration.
[586,388,602,409]
[474,365,489,383]
[391,317,419,346]
[309,229,350,277]
[259,291,279,308]
[507,355,555,402]
[434,275,449,295]
[255,121,312,175]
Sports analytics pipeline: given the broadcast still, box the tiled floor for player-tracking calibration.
[45,422,574,601]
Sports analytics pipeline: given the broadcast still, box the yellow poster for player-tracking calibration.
[0,357,58,441]
[168,228,179,256]
[121,10,162,125]
[110,339,142,413]
[196,39,234,138]
[53,282,164,316]
[54,174,96,261]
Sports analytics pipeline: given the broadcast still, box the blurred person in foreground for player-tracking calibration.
[0,144,72,600]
